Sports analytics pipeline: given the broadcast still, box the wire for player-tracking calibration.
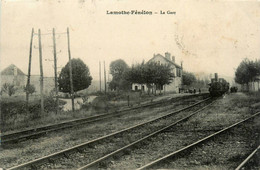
[33,33,52,36]
[56,32,67,35]
[33,32,67,36]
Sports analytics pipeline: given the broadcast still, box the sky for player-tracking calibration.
[1,0,260,81]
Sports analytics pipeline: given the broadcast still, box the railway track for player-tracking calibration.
[137,112,260,170]
[235,145,260,170]
[2,93,208,144]
[6,97,212,170]
[77,100,216,169]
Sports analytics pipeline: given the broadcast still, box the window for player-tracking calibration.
[176,68,181,77]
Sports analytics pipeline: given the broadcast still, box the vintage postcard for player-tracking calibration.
[0,0,260,169]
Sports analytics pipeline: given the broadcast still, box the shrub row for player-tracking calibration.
[1,96,65,130]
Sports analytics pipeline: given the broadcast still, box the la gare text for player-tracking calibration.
[106,10,176,15]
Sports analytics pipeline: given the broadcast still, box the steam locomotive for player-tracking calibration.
[209,73,230,97]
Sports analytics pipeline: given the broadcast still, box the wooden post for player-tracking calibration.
[127,95,129,106]
[104,61,107,94]
[99,61,101,92]
[67,27,75,112]
[26,28,34,106]
[53,28,59,114]
[38,29,44,114]
[107,71,110,92]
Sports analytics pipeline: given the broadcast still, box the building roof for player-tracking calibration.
[1,64,26,76]
[149,53,182,68]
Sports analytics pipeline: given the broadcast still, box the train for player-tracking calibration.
[209,73,230,97]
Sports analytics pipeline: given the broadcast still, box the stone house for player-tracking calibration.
[1,64,26,87]
[132,52,183,93]
[1,64,54,95]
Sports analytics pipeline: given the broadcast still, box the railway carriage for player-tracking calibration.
[230,86,238,93]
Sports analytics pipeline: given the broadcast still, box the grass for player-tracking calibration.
[182,92,260,132]
[1,97,201,168]
[231,91,260,108]
[1,91,194,133]
[1,95,86,133]
[0,94,229,169]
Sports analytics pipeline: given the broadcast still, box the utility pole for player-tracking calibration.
[53,28,59,114]
[107,71,110,92]
[67,27,75,112]
[26,28,34,107]
[99,61,101,92]
[104,61,107,94]
[38,29,44,114]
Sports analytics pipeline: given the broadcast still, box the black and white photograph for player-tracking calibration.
[0,0,260,169]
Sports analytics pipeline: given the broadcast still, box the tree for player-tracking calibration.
[58,58,92,93]
[148,62,175,94]
[24,84,36,95]
[126,61,174,94]
[235,58,260,85]
[235,58,260,91]
[109,59,131,91]
[110,59,129,78]
[126,61,146,85]
[2,83,16,96]
[182,71,196,87]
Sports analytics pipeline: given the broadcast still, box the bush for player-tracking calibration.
[92,96,109,110]
[1,96,64,131]
[24,84,36,95]
[2,83,16,96]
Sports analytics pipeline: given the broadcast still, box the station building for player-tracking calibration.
[132,52,183,93]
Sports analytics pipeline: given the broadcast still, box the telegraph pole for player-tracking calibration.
[67,27,75,112]
[104,61,107,94]
[38,29,44,114]
[99,61,101,92]
[107,71,110,92]
[53,28,59,114]
[26,28,34,106]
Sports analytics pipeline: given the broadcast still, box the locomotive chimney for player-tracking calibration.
[215,73,218,82]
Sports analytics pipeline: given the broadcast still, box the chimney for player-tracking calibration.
[13,66,17,76]
[181,61,183,68]
[172,56,175,63]
[214,73,218,82]
[165,52,171,60]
